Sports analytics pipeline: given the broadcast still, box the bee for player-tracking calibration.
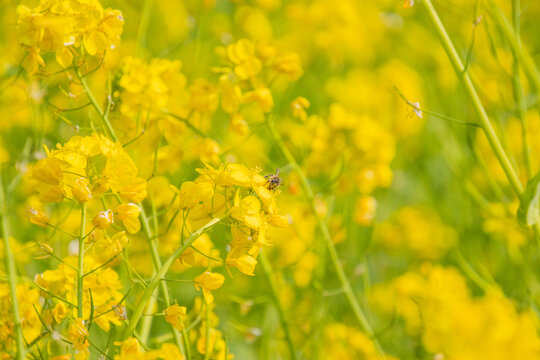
[264,168,283,191]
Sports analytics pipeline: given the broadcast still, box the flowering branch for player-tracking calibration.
[122,216,224,341]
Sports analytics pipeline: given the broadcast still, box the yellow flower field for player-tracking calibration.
[1,0,540,359]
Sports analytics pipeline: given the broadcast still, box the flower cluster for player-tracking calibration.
[17,0,124,73]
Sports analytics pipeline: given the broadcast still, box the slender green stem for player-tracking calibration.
[204,300,210,360]
[122,216,223,341]
[136,0,154,57]
[421,0,540,240]
[259,251,297,360]
[77,203,87,318]
[266,118,385,357]
[139,205,187,356]
[510,0,532,177]
[72,61,118,142]
[0,173,24,359]
[485,0,540,93]
[421,0,524,197]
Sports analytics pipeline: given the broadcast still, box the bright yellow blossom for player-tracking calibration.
[194,270,225,304]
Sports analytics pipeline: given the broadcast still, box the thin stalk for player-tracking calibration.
[511,0,532,177]
[77,203,87,318]
[122,216,223,341]
[266,118,385,357]
[139,205,186,356]
[72,61,118,142]
[259,251,298,360]
[136,0,154,57]
[485,0,540,93]
[0,173,24,359]
[421,0,524,197]
[421,0,540,238]
[204,301,210,360]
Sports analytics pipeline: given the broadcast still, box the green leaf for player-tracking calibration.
[518,173,540,226]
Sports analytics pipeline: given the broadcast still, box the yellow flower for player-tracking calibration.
[114,337,143,356]
[354,195,377,226]
[226,251,258,276]
[291,96,310,121]
[95,231,129,256]
[31,157,63,185]
[72,177,92,203]
[163,304,187,331]
[226,39,262,80]
[68,318,89,352]
[25,207,48,227]
[115,203,141,234]
[273,52,303,80]
[194,270,225,304]
[92,210,114,230]
[171,181,214,209]
[17,0,124,72]
[52,302,68,323]
[243,87,274,113]
[196,163,254,187]
[231,192,262,229]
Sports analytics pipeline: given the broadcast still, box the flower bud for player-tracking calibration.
[72,177,92,203]
[92,210,113,230]
[26,207,48,227]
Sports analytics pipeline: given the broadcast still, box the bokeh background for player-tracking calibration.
[2,0,540,359]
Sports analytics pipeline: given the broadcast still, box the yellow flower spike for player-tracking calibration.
[17,0,124,71]
[25,207,48,227]
[291,96,310,121]
[72,178,92,203]
[92,210,114,230]
[243,87,274,113]
[194,270,225,304]
[115,203,141,234]
[163,304,188,331]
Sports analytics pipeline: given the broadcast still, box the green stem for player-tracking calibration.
[77,203,87,319]
[486,0,540,93]
[259,251,298,360]
[0,173,24,359]
[421,0,524,197]
[204,300,210,360]
[139,205,187,357]
[123,216,223,340]
[266,118,385,357]
[510,0,532,178]
[73,62,118,142]
[136,0,154,57]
